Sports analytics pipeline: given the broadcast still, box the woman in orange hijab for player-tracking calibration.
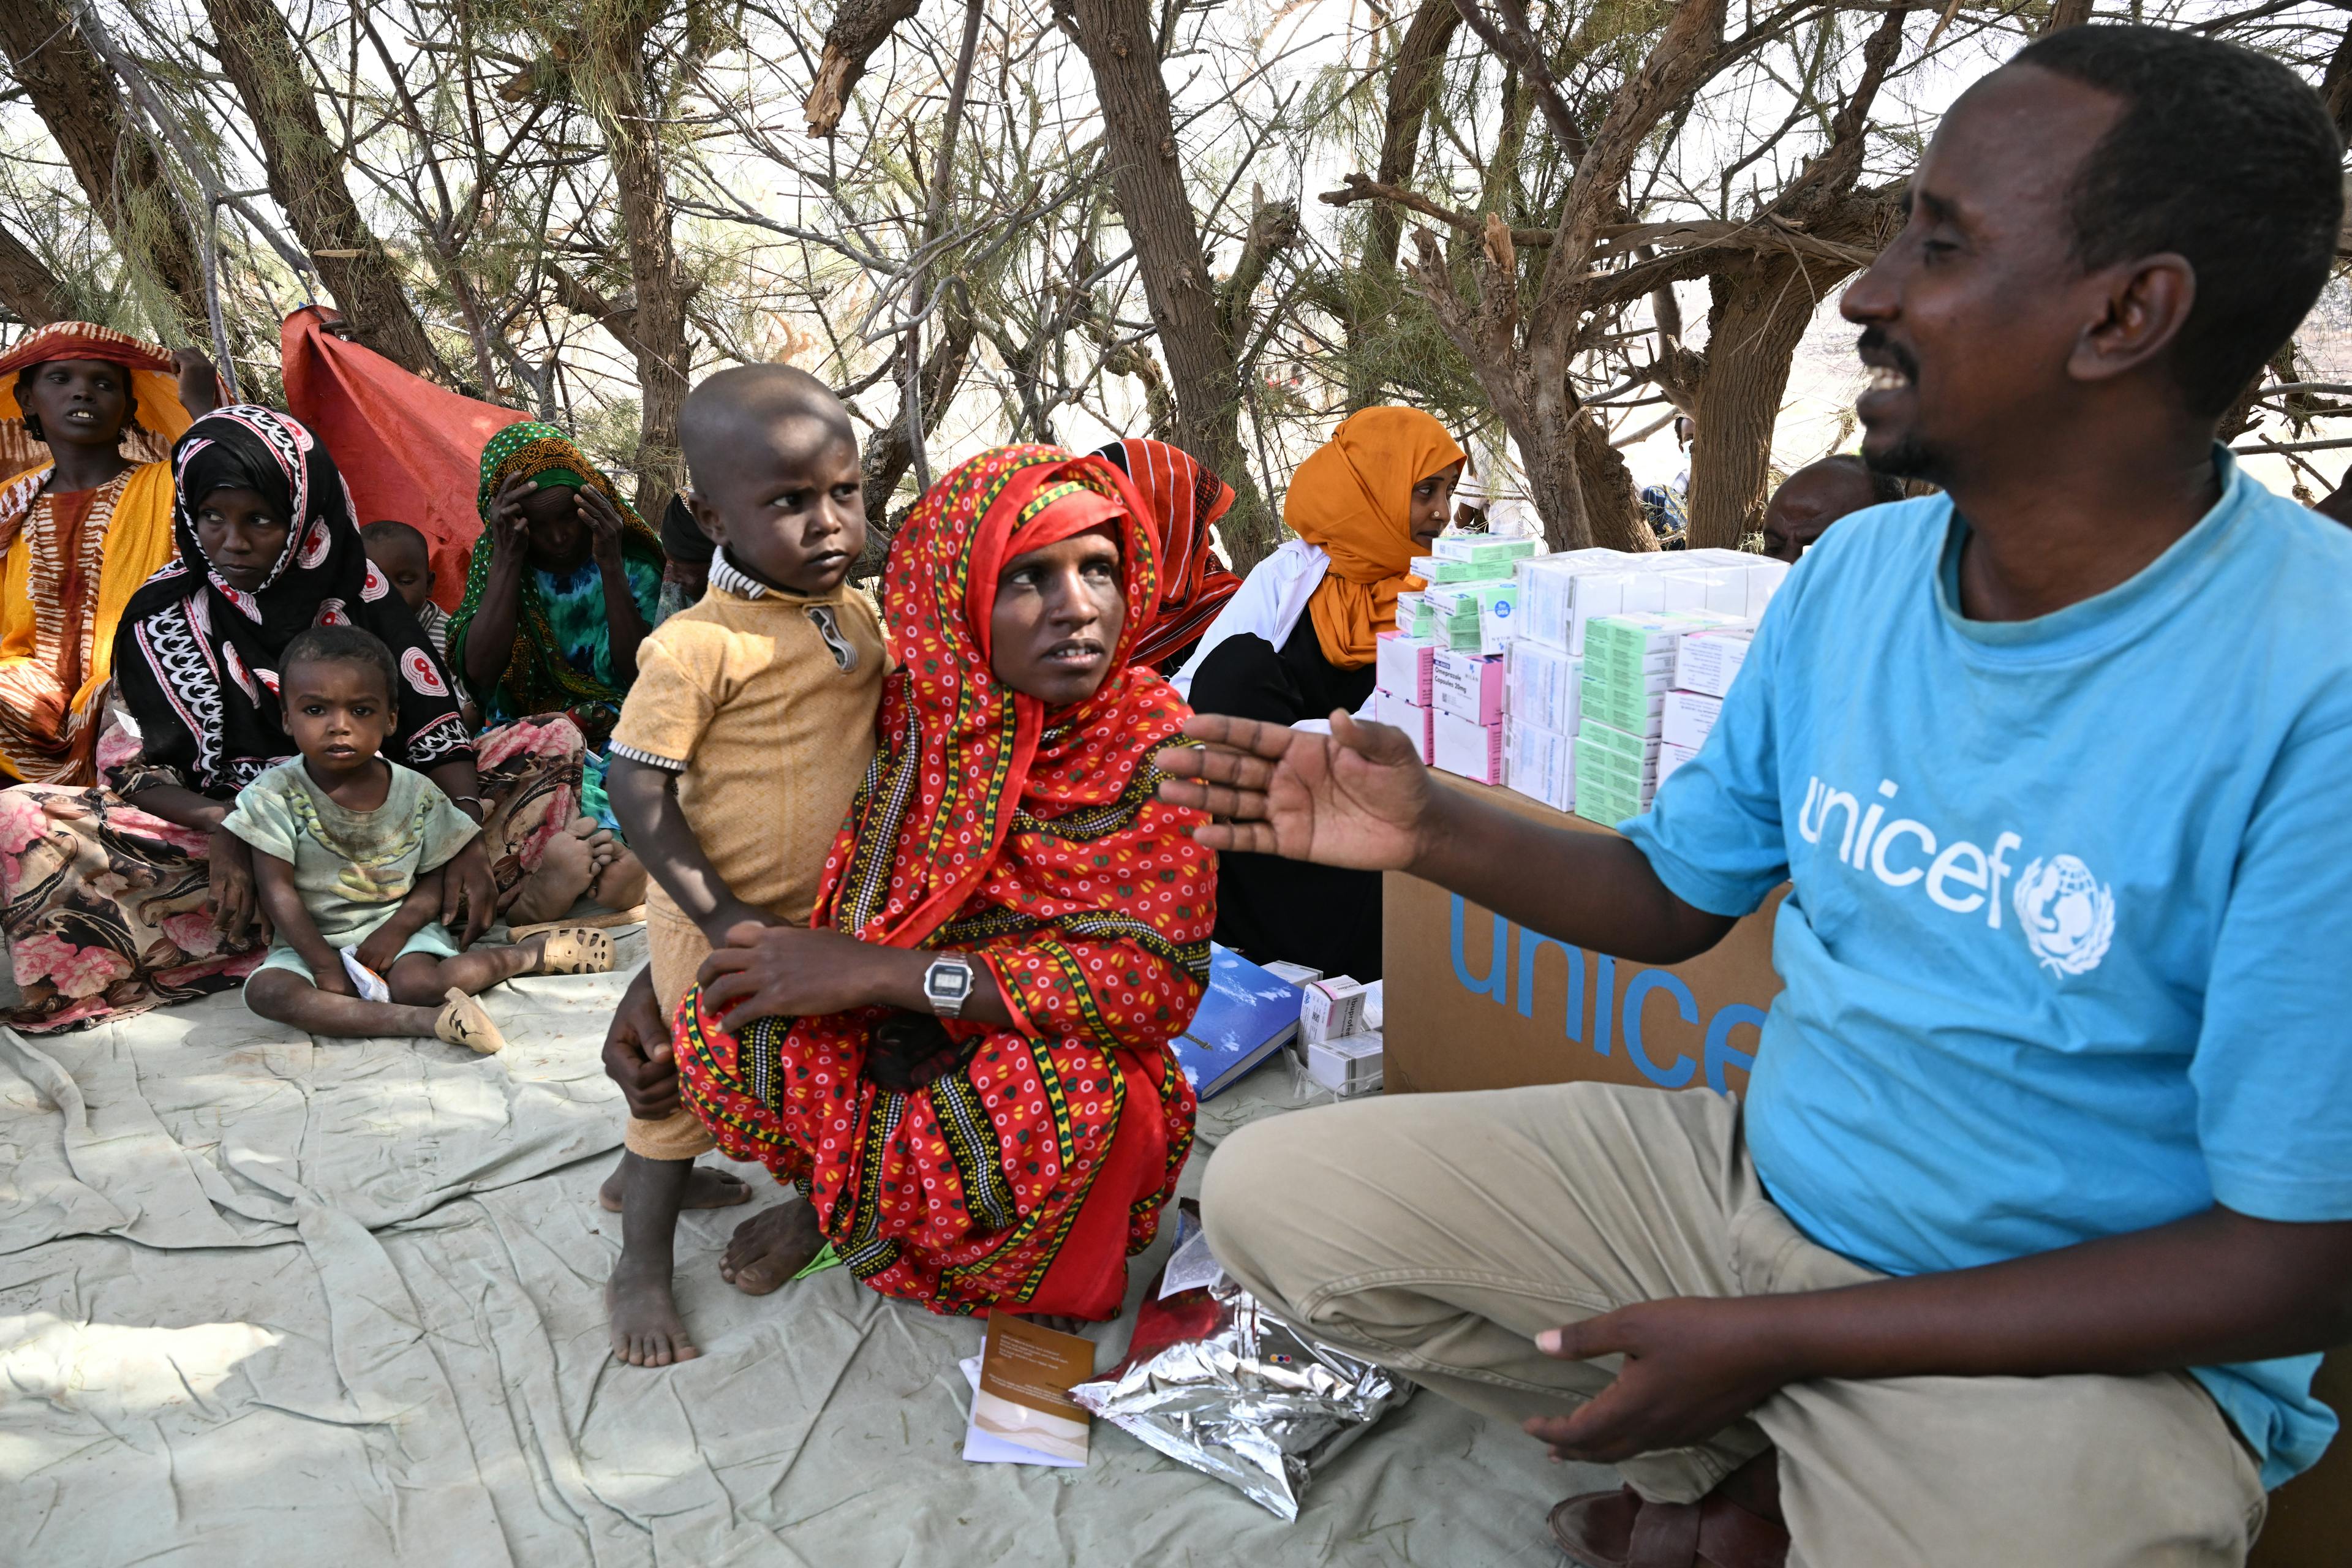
[1178,407,1464,979]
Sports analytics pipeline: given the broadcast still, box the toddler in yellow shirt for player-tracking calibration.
[600,364,886,1366]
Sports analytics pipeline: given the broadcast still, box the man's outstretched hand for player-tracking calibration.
[1155,710,1434,872]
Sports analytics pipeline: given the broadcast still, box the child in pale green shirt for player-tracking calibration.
[228,625,618,1052]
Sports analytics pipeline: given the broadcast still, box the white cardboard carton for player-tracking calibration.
[1376,631,1434,705]
[1506,719,1575,813]
[1300,976,1368,1044]
[1307,1031,1385,1093]
[1506,640,1581,734]
[1673,630,1753,698]
[1657,739,1702,790]
[1432,710,1505,784]
[1375,685,1434,762]
[1661,688,1723,752]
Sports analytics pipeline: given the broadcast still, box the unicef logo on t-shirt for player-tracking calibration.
[2011,854,2115,976]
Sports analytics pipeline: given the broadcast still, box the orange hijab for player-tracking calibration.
[1286,407,1464,668]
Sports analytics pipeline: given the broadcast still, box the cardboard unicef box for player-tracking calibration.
[1383,777,1784,1097]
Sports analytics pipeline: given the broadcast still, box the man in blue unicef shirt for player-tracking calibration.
[1164,24,2352,1568]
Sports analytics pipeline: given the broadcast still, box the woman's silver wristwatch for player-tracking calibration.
[922,953,975,1018]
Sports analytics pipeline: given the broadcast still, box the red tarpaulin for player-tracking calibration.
[281,306,528,610]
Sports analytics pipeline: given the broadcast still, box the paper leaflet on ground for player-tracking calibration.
[961,1312,1093,1467]
[1069,1205,1414,1520]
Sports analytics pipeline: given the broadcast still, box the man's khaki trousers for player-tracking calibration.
[1200,1081,2266,1567]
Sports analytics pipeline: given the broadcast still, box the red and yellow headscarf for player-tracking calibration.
[1286,407,1465,668]
[0,322,213,473]
[827,442,1178,945]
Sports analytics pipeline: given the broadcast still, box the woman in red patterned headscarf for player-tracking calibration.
[671,444,1215,1322]
[1090,437,1241,674]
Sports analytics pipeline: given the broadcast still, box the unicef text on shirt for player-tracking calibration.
[1798,775,2114,976]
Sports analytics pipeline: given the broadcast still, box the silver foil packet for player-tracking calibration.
[1069,1249,1412,1520]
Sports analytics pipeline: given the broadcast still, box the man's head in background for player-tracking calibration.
[1840,26,2341,494]
[1762,456,1903,564]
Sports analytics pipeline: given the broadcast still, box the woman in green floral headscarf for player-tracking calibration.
[448,422,666,747]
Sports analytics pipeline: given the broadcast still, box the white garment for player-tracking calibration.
[1169,539,1328,699]
[1170,540,1378,723]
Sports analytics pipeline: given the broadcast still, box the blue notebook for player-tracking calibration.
[1170,944,1303,1100]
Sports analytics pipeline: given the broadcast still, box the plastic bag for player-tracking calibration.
[1068,1209,1411,1520]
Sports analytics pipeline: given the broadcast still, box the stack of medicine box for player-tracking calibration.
[1658,623,1755,791]
[1379,534,1534,770]
[1503,548,1790,818]
[1576,611,1747,823]
[1299,975,1382,1098]
[1406,534,1536,653]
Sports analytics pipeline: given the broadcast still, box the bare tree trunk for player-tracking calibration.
[1574,413,1649,550]
[575,1,694,527]
[1060,0,1276,570]
[1365,0,1463,277]
[203,0,440,377]
[1684,254,1838,548]
[0,228,75,326]
[2040,0,2095,33]
[856,297,980,577]
[0,0,209,338]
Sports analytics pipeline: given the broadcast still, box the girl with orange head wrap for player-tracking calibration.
[1177,408,1466,980]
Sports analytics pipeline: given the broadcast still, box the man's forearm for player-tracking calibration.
[1409,782,1735,965]
[1752,1205,2352,1385]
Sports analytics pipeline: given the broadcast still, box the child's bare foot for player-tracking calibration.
[608,1152,701,1367]
[718,1200,824,1294]
[505,829,595,925]
[598,1156,750,1213]
[608,1253,698,1366]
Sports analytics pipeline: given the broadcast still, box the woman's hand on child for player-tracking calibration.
[207,827,270,942]
[698,924,883,1027]
[440,839,499,946]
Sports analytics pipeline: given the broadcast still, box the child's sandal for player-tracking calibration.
[530,927,616,976]
[435,988,506,1055]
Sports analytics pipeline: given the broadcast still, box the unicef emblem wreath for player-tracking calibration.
[2011,854,2115,976]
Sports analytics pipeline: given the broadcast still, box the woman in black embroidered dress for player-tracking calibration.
[0,407,581,1031]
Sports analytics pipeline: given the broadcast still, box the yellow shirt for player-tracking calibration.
[609,565,889,1007]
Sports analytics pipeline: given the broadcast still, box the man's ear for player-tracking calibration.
[2069,253,2196,387]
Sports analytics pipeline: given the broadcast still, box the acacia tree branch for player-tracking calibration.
[1320,173,1556,247]
[1450,0,1588,163]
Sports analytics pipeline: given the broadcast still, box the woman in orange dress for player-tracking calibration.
[0,323,219,783]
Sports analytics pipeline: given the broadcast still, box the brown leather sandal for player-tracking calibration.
[1549,1485,1789,1568]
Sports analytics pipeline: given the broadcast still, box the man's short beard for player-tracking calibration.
[1864,434,1945,485]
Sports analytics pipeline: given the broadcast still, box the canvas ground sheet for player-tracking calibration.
[0,930,1602,1566]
